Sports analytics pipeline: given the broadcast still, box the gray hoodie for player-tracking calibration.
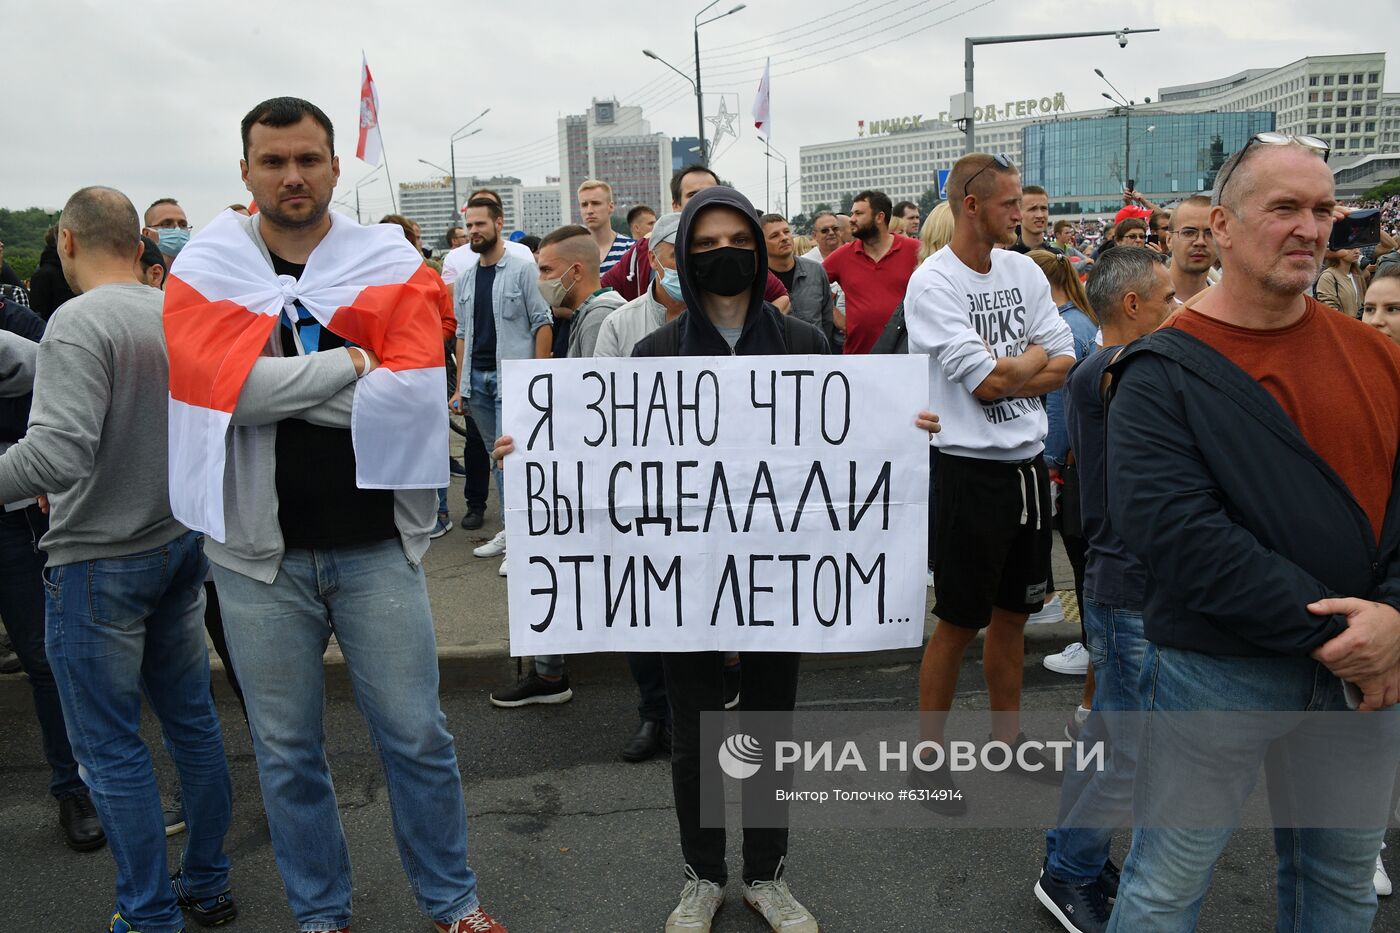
[204,215,435,584]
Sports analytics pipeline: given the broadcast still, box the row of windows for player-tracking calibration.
[1310,105,1381,118]
[1310,72,1383,86]
[1307,122,1379,134]
[1309,88,1381,103]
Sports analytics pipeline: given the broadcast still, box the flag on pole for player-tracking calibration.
[752,57,771,140]
[164,210,447,541]
[356,53,382,166]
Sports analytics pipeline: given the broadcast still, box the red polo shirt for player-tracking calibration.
[823,234,920,354]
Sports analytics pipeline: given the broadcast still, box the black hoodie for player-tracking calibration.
[632,186,827,358]
[27,243,76,319]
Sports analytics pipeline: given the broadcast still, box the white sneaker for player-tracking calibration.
[1027,594,1065,625]
[666,866,724,932]
[926,570,935,588]
[1043,642,1090,675]
[473,530,506,558]
[742,860,818,933]
[498,556,508,577]
[1377,845,1392,896]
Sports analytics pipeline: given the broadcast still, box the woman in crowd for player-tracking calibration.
[1316,247,1365,317]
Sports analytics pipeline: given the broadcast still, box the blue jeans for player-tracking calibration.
[0,505,83,798]
[468,368,503,515]
[1107,645,1400,933]
[212,540,478,930]
[1045,599,1147,883]
[44,531,231,933]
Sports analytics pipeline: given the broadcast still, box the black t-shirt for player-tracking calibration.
[269,252,398,550]
[771,263,797,295]
[471,262,498,371]
[1009,236,1062,255]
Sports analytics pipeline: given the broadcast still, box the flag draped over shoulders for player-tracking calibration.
[164,209,447,541]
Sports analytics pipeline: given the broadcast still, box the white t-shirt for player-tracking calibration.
[904,246,1074,461]
[440,239,535,287]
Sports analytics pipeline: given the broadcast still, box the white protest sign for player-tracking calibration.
[500,355,929,655]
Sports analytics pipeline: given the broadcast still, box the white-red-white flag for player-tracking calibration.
[752,58,771,140]
[356,53,382,166]
[164,210,447,541]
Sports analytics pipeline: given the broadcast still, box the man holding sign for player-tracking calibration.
[494,186,939,933]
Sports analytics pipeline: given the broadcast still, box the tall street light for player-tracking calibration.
[765,147,790,215]
[353,164,386,224]
[1097,68,1154,192]
[961,27,1159,155]
[449,108,491,216]
[695,2,746,165]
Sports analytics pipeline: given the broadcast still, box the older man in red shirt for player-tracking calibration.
[822,189,920,354]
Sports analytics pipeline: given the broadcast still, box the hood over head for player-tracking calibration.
[673,185,779,353]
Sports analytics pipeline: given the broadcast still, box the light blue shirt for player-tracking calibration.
[453,249,553,396]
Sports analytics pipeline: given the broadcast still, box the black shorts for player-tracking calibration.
[932,451,1053,628]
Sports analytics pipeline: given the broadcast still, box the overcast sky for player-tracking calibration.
[5,0,1397,229]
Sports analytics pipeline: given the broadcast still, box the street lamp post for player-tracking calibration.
[961,28,1159,155]
[1097,69,1155,192]
[448,109,490,216]
[765,148,790,215]
[353,164,386,224]
[644,3,745,167]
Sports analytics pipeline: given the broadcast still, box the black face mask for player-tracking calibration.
[689,246,755,297]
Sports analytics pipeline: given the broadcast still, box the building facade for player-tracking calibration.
[520,184,563,235]
[799,52,1395,219]
[1022,111,1276,215]
[399,175,524,246]
[556,99,671,224]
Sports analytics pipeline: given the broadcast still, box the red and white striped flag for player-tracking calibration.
[752,57,771,140]
[356,53,382,166]
[164,209,447,541]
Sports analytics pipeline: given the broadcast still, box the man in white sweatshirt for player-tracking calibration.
[904,153,1076,811]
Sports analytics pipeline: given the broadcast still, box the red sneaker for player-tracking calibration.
[436,906,508,932]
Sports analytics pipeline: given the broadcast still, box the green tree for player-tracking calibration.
[1363,176,1400,200]
[0,207,61,282]
[917,187,940,217]
[838,192,857,214]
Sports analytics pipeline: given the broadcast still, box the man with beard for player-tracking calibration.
[822,190,920,354]
[1167,194,1216,302]
[169,97,509,933]
[451,197,554,570]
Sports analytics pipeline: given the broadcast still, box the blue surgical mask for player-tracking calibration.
[157,227,191,257]
[658,265,684,302]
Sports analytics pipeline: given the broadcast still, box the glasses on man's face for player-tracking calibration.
[1175,227,1213,242]
[963,153,1015,196]
[1215,132,1330,203]
[816,225,840,236]
[152,219,191,230]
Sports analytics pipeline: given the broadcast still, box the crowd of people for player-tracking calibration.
[1,95,1398,933]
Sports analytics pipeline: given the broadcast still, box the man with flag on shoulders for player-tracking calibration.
[163,96,508,933]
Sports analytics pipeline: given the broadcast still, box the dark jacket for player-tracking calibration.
[0,299,47,443]
[26,244,76,319]
[633,186,827,358]
[1106,327,1400,658]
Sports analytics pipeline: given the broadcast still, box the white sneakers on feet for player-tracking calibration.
[742,859,819,932]
[1027,593,1066,625]
[474,530,506,558]
[926,569,935,588]
[498,557,508,577]
[1377,844,1392,897]
[1043,642,1090,675]
[666,866,725,932]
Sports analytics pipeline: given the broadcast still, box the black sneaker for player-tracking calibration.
[908,758,968,816]
[1035,866,1111,933]
[620,719,671,762]
[172,867,238,927]
[164,786,186,836]
[449,457,467,477]
[1002,732,1066,786]
[58,792,106,852]
[0,649,20,674]
[723,664,741,710]
[460,504,486,531]
[489,672,573,708]
[1097,858,1120,901]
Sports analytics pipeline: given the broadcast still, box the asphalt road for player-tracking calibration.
[1,654,1396,932]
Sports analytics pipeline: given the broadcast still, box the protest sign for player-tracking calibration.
[500,354,929,655]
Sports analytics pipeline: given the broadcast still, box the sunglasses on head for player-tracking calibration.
[1215,133,1329,202]
[962,153,1015,196]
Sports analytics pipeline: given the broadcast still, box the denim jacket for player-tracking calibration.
[1045,303,1099,468]
[453,250,552,397]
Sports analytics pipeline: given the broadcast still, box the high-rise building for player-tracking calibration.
[556,99,671,224]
